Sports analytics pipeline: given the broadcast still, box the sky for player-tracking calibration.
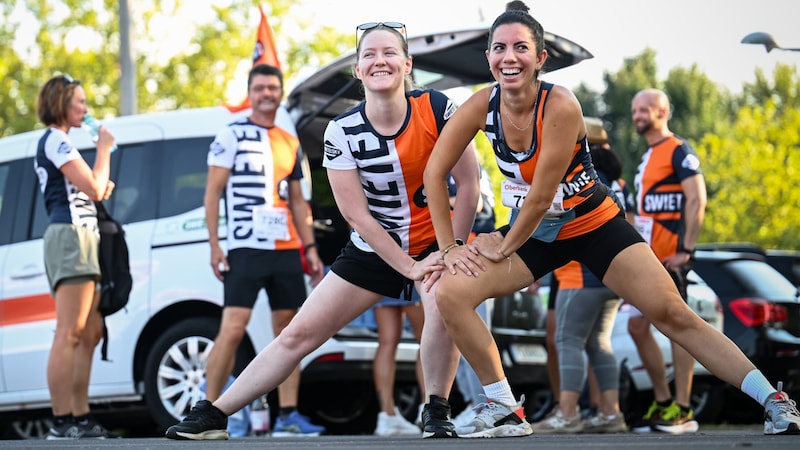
[295,0,799,94]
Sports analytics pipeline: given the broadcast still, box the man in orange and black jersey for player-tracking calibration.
[628,88,707,435]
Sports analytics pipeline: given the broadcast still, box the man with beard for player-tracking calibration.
[627,88,706,435]
[202,63,326,436]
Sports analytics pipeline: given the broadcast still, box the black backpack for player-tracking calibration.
[95,202,133,361]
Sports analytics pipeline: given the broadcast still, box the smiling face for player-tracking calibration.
[486,23,546,89]
[354,28,411,95]
[248,73,283,116]
[631,90,668,135]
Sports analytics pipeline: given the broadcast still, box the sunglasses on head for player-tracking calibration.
[60,74,80,85]
[356,21,407,46]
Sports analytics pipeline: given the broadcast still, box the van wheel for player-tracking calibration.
[4,418,52,439]
[143,318,218,430]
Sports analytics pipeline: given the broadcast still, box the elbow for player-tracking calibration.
[84,185,106,202]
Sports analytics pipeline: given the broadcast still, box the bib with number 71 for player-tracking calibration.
[501,180,566,216]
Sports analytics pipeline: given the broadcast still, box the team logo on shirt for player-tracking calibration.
[57,141,71,154]
[324,140,342,160]
[681,154,701,171]
[210,141,226,156]
[444,99,457,120]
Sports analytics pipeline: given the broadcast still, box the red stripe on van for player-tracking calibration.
[1,294,56,326]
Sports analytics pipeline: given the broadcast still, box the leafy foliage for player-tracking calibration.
[1,0,349,136]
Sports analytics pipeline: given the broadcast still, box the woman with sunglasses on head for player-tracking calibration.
[424,0,800,438]
[166,21,482,440]
[35,75,118,439]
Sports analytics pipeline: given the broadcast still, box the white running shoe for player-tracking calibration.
[764,381,800,435]
[374,407,422,436]
[531,408,583,434]
[452,402,477,428]
[455,398,532,438]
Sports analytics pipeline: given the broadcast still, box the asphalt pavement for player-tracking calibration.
[0,428,797,450]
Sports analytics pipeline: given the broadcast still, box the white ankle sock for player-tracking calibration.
[740,369,776,406]
[483,379,516,406]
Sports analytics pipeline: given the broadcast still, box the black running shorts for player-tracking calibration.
[223,248,307,310]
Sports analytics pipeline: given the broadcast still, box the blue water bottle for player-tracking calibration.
[82,114,117,152]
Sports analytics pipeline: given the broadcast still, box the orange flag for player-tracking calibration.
[225,4,281,112]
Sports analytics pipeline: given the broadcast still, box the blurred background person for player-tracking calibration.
[36,74,118,439]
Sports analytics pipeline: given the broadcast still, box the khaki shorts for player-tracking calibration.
[43,223,101,296]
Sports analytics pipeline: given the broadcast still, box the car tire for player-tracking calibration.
[143,317,219,430]
[690,378,725,423]
[4,418,52,439]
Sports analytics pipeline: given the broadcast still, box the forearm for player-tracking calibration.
[204,197,221,246]
[681,198,704,249]
[349,214,416,277]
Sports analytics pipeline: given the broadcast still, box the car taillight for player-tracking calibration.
[729,298,788,327]
[311,352,344,363]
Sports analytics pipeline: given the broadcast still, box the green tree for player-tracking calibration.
[600,48,659,181]
[699,64,800,249]
[0,0,350,137]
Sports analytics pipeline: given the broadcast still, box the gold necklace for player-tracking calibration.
[504,106,534,132]
[502,82,538,132]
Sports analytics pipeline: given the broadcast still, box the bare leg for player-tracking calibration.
[374,306,403,414]
[272,308,301,409]
[435,254,534,385]
[48,281,96,417]
[403,303,426,401]
[417,280,460,400]
[627,316,672,403]
[71,291,103,416]
[204,307,252,402]
[672,342,694,407]
[213,273,382,415]
[602,243,756,389]
[545,309,559,398]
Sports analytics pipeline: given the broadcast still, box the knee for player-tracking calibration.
[56,325,85,348]
[627,316,650,339]
[434,279,462,319]
[215,321,247,345]
[275,322,312,353]
[654,301,697,334]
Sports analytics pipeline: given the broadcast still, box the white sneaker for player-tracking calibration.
[374,408,422,436]
[452,402,476,428]
[455,398,532,438]
[531,408,583,434]
[763,381,800,435]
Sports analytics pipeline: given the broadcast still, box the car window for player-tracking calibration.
[158,137,212,218]
[725,259,798,299]
[0,162,11,244]
[111,142,159,224]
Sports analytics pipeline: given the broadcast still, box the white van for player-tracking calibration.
[0,105,424,437]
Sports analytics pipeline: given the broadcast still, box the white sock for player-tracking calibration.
[740,369,776,406]
[483,379,516,406]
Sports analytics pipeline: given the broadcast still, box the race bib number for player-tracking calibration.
[501,180,566,215]
[252,206,290,241]
[634,216,654,245]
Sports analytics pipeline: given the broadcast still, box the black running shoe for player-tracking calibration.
[421,395,457,438]
[47,420,83,440]
[78,416,121,439]
[165,400,229,440]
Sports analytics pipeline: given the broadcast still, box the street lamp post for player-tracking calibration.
[741,32,800,53]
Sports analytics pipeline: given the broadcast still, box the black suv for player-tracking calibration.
[692,248,800,420]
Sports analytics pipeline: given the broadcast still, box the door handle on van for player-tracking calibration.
[10,265,46,280]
